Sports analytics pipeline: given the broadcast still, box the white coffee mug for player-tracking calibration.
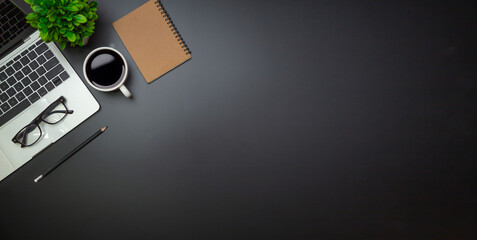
[83,47,132,98]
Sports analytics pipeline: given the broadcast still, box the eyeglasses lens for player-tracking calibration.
[42,101,68,124]
[16,124,41,146]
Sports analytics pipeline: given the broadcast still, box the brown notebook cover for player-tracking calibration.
[112,0,191,83]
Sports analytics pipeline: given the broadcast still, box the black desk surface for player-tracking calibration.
[1,0,476,239]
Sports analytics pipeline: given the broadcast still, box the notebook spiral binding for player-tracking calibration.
[154,0,191,55]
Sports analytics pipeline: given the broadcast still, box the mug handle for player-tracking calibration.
[119,85,132,98]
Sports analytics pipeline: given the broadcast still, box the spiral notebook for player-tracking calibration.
[112,0,191,83]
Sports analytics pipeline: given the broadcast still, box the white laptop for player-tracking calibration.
[0,0,100,181]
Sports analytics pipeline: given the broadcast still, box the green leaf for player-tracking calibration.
[48,14,57,22]
[66,32,76,42]
[32,6,44,13]
[64,5,79,11]
[25,13,39,20]
[73,14,87,23]
[26,0,97,48]
[39,17,48,24]
[75,3,84,10]
[39,30,48,39]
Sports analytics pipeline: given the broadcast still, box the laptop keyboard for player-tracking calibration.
[0,40,70,127]
[0,0,29,49]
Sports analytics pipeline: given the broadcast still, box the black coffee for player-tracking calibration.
[85,49,125,88]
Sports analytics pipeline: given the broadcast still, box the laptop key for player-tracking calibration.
[21,76,31,86]
[12,61,22,71]
[6,87,16,97]
[27,51,37,60]
[0,99,30,127]
[29,60,39,70]
[7,76,16,85]
[0,82,8,91]
[28,92,40,103]
[3,32,14,39]
[3,31,11,40]
[59,71,69,81]
[29,71,39,81]
[13,82,23,91]
[23,86,33,96]
[14,71,23,80]
[38,87,47,96]
[45,82,54,91]
[31,81,40,90]
[0,92,7,102]
[15,92,25,101]
[35,43,48,55]
[44,57,59,71]
[8,97,17,106]
[0,103,9,112]
[52,77,62,86]
[44,50,54,59]
[9,24,16,31]
[38,76,47,85]
[30,82,41,91]
[36,55,46,64]
[45,64,64,80]
[20,56,29,65]
[0,72,6,81]
[5,67,14,75]
[21,66,32,75]
[36,66,46,76]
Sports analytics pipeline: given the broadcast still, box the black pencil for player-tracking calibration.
[34,126,108,183]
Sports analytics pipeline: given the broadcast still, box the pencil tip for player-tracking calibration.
[101,126,108,132]
[34,175,43,183]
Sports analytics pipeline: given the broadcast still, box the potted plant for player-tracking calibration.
[24,0,98,49]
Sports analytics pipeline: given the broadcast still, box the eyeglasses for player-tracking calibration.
[12,96,74,148]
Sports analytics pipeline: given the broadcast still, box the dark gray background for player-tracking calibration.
[1,0,476,239]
